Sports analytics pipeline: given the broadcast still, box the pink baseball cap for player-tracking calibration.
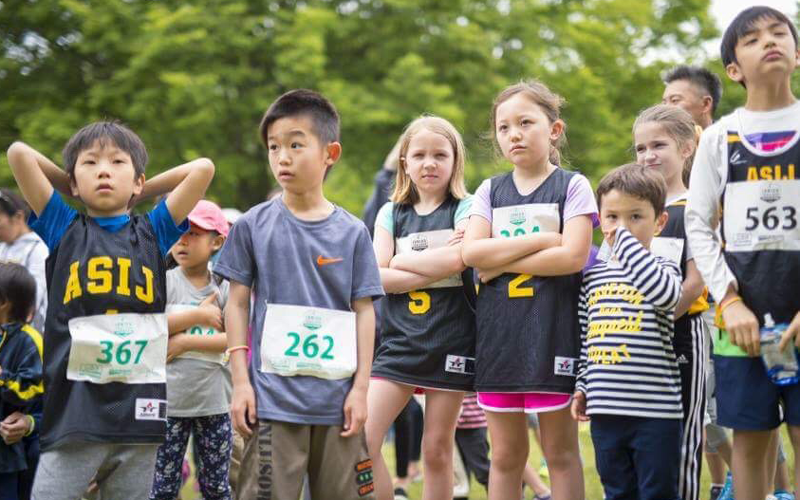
[187,200,229,238]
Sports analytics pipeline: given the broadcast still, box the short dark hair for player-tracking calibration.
[721,6,798,68]
[259,89,340,147]
[596,163,667,216]
[663,65,723,115]
[0,189,30,219]
[62,121,148,179]
[0,262,36,324]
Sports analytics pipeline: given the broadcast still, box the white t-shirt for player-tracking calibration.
[0,232,48,332]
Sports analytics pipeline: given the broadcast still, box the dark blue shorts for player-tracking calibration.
[714,354,800,430]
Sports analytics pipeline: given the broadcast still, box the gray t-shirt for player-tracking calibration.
[214,198,384,425]
[165,267,231,418]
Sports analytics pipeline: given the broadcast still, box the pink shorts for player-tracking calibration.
[477,392,572,413]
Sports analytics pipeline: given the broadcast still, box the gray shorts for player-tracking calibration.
[32,442,159,500]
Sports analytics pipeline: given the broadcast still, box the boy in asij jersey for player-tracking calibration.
[685,6,800,499]
[6,121,214,499]
[216,89,383,500]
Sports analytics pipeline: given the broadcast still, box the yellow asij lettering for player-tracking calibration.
[117,257,132,296]
[87,256,113,294]
[63,261,82,304]
[135,266,155,304]
[748,164,797,181]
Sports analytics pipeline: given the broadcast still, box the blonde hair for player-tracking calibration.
[490,80,566,165]
[390,116,468,204]
[633,104,698,187]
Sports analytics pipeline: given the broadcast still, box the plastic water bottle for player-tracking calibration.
[760,313,799,386]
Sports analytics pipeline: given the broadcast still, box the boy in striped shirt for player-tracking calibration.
[572,163,683,500]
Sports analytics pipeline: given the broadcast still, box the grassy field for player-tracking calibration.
[180,424,795,499]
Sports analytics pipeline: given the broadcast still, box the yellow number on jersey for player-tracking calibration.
[408,291,431,314]
[508,274,534,298]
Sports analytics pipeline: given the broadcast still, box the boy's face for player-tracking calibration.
[70,140,144,217]
[727,16,800,86]
[599,189,667,250]
[266,115,341,195]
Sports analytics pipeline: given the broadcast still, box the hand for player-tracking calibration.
[721,298,760,356]
[340,386,367,437]
[166,333,188,362]
[477,267,503,283]
[447,229,465,246]
[570,391,589,422]
[778,312,800,351]
[601,224,621,248]
[0,412,31,445]
[231,382,257,437]
[198,292,223,331]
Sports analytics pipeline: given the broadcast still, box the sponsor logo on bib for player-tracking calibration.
[113,317,135,338]
[135,398,167,421]
[411,234,429,251]
[303,312,322,330]
[509,208,526,226]
[760,183,781,203]
[554,356,577,376]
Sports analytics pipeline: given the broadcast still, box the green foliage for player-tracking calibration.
[1,0,721,214]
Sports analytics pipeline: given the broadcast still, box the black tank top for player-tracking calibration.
[372,196,476,391]
[475,169,582,393]
[720,130,800,327]
[41,214,167,450]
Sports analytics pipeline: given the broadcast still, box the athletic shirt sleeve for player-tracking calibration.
[214,215,256,287]
[469,179,492,223]
[454,195,473,226]
[148,199,190,257]
[374,201,394,235]
[28,192,78,252]
[351,225,385,301]
[564,174,599,226]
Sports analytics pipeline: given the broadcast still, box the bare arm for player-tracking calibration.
[131,158,215,224]
[482,215,593,277]
[6,142,69,216]
[374,226,447,293]
[461,216,561,269]
[166,293,222,335]
[674,259,705,319]
[389,222,467,278]
[167,332,228,361]
[225,281,257,436]
[341,296,375,438]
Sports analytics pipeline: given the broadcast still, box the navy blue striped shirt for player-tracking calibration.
[576,228,683,419]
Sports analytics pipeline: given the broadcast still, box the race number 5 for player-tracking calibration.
[408,291,431,314]
[508,273,534,298]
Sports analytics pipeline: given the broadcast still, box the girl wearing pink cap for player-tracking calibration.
[150,200,234,500]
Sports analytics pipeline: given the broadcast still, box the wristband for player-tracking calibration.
[719,295,742,314]
[24,414,35,436]
[226,345,250,355]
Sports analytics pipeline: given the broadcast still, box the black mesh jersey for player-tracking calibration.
[41,214,168,450]
[720,132,800,326]
[372,196,476,391]
[475,169,582,393]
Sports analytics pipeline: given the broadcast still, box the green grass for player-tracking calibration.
[179,425,795,499]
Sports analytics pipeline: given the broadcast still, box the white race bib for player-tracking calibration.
[650,236,684,265]
[395,229,462,288]
[491,203,560,239]
[260,304,357,380]
[724,180,800,252]
[165,304,226,365]
[67,313,168,384]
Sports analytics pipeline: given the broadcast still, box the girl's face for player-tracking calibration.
[403,129,455,198]
[0,212,24,244]
[170,224,223,271]
[634,122,693,188]
[495,93,562,170]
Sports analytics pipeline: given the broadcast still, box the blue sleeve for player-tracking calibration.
[454,195,473,225]
[214,216,256,287]
[352,225,385,301]
[28,192,78,252]
[374,202,394,235]
[148,199,189,257]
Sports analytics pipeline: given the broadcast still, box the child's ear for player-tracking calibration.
[212,235,225,252]
[132,173,146,196]
[325,142,342,167]
[550,119,565,142]
[69,176,80,198]
[726,62,744,84]
[655,210,669,234]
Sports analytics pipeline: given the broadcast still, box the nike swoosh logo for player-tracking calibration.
[317,255,343,266]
